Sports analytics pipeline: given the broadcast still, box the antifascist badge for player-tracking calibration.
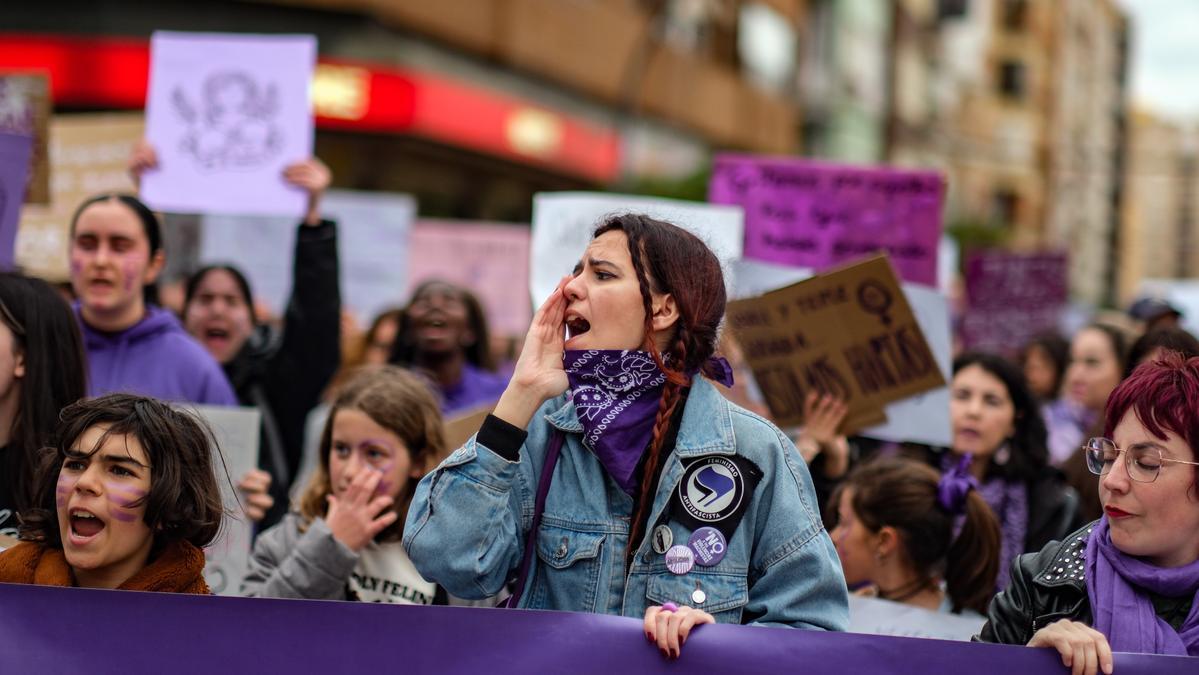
[671,454,763,545]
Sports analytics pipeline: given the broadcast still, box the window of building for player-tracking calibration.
[992,189,1020,227]
[1001,0,1028,31]
[998,60,1026,100]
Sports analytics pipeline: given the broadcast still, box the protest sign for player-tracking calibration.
[200,189,415,325]
[0,73,50,204]
[959,250,1068,356]
[141,32,316,216]
[726,255,944,432]
[409,220,532,337]
[15,112,143,281]
[530,192,744,306]
[732,258,952,445]
[181,404,260,597]
[0,132,33,268]
[1,583,1192,675]
[442,403,496,464]
[848,595,985,641]
[709,154,944,287]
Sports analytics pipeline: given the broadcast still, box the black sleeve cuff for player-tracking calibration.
[297,218,337,238]
[476,414,528,462]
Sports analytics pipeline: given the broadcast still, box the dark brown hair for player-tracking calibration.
[389,280,495,371]
[836,458,1001,615]
[299,365,447,542]
[21,394,225,549]
[592,214,726,558]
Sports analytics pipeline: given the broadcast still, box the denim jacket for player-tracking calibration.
[404,377,849,629]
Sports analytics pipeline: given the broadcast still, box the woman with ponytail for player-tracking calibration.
[405,215,848,657]
[830,458,1000,623]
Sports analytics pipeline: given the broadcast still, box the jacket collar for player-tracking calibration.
[1033,522,1094,588]
[543,376,736,457]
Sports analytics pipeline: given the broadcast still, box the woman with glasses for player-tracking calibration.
[978,351,1199,671]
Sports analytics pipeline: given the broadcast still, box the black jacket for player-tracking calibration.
[226,220,340,529]
[977,521,1096,645]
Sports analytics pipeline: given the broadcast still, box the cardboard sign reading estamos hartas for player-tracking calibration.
[726,254,944,433]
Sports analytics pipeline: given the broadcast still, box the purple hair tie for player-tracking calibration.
[937,454,978,515]
[703,356,735,388]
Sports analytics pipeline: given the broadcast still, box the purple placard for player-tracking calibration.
[0,132,33,269]
[959,250,1069,355]
[0,582,1193,674]
[709,153,944,287]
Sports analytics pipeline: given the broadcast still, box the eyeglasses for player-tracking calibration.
[1084,437,1199,483]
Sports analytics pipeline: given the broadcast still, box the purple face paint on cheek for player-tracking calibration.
[104,482,148,516]
[121,259,140,293]
[108,509,140,523]
[55,475,74,508]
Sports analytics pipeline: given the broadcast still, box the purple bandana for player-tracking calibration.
[564,350,668,495]
[1086,517,1199,656]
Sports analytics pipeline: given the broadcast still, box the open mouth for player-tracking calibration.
[204,327,230,341]
[566,317,591,340]
[69,508,106,542]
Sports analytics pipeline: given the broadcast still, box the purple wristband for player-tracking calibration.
[660,602,678,612]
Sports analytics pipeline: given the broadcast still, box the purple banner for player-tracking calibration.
[709,153,944,287]
[1,582,1193,674]
[959,250,1069,355]
[0,132,33,269]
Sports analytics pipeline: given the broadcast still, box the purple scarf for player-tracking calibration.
[1085,517,1199,656]
[564,350,668,495]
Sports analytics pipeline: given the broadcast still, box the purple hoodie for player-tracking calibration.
[75,304,238,406]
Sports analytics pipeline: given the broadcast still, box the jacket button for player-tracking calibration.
[554,537,569,559]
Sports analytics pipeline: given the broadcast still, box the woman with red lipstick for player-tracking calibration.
[0,394,224,593]
[945,353,1080,590]
[979,353,1199,670]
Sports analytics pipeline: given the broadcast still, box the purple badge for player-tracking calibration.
[688,527,727,566]
[664,545,694,575]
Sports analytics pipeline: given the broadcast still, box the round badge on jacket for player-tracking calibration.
[676,456,744,524]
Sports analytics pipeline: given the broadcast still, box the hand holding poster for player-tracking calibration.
[709,154,944,287]
[0,132,34,268]
[0,73,50,204]
[726,255,945,433]
[141,32,316,216]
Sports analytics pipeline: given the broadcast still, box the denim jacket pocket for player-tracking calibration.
[529,524,607,612]
[646,570,749,623]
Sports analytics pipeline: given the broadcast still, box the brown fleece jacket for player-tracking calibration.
[0,540,210,594]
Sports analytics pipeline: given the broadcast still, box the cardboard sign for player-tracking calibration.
[530,192,744,306]
[0,73,50,204]
[0,132,33,268]
[726,255,944,432]
[441,402,497,464]
[142,32,316,216]
[959,251,1068,356]
[200,188,415,325]
[181,404,261,597]
[15,112,143,281]
[408,220,532,337]
[709,154,944,287]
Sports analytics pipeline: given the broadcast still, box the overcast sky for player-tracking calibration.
[1121,0,1199,120]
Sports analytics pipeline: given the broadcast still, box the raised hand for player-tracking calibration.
[282,157,332,225]
[236,468,274,522]
[796,392,851,477]
[492,276,571,429]
[127,140,159,187]
[325,468,397,552]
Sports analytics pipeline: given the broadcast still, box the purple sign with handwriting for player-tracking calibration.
[0,582,1194,674]
[0,132,33,269]
[709,154,944,287]
[959,250,1068,355]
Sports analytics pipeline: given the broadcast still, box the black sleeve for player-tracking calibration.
[977,552,1040,645]
[476,415,528,462]
[263,219,341,474]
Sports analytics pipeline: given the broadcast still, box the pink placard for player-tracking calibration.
[407,220,532,337]
[709,153,944,287]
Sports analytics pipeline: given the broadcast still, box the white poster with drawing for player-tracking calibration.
[530,192,744,306]
[181,404,260,596]
[141,31,316,216]
[731,258,952,447]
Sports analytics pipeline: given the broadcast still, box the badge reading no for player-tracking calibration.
[672,455,763,546]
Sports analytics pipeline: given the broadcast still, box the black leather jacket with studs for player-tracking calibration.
[976,521,1097,645]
